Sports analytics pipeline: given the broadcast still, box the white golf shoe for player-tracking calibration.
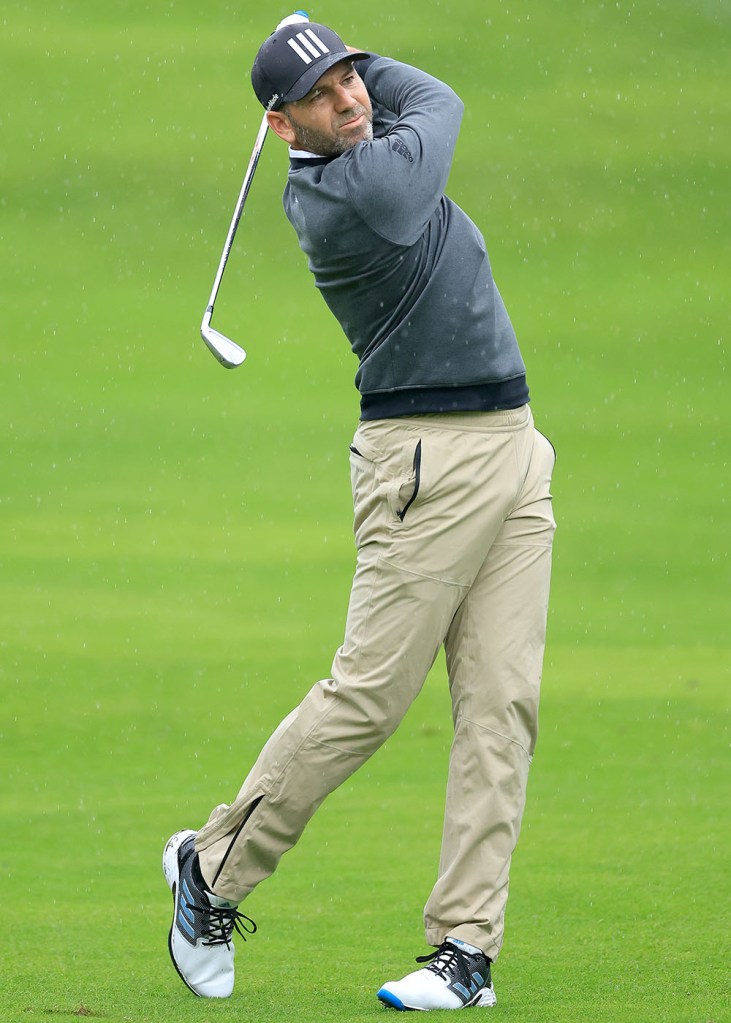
[162,829,256,998]
[377,937,496,1011]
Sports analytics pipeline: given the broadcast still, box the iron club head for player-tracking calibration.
[200,307,247,368]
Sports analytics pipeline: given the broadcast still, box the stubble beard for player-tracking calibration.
[287,105,374,157]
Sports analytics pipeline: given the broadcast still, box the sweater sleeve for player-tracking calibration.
[345,57,465,246]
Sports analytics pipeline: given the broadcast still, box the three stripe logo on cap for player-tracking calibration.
[287,29,331,65]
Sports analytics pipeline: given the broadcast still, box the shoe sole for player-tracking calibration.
[377,985,497,1011]
[163,829,200,998]
[377,989,413,1011]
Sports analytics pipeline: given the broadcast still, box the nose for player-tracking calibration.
[333,82,358,111]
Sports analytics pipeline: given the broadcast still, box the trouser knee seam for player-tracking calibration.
[308,735,371,758]
[463,717,533,759]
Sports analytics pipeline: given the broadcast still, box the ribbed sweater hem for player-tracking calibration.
[359,376,529,420]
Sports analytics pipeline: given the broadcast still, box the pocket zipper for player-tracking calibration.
[397,440,422,522]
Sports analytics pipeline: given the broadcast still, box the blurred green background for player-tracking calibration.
[1,2,728,1021]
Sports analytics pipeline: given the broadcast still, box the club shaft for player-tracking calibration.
[205,112,269,315]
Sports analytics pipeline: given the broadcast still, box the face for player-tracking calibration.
[268,60,373,157]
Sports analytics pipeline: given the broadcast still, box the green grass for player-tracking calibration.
[1,1,728,1021]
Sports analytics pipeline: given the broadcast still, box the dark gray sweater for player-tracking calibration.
[283,56,529,419]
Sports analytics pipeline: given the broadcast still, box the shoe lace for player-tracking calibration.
[201,905,257,948]
[416,941,475,991]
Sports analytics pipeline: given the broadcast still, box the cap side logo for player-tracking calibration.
[287,29,331,65]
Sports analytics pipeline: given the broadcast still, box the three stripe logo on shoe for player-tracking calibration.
[178,878,196,939]
[287,30,330,65]
[453,971,484,1002]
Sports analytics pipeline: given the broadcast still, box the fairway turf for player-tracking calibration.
[1,2,728,1022]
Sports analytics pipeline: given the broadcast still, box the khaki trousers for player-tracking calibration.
[196,405,556,960]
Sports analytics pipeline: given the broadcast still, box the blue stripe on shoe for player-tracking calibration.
[177,909,195,938]
[180,880,196,922]
[377,988,408,1011]
[178,878,197,936]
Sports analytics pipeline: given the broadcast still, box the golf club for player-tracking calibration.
[200,11,310,368]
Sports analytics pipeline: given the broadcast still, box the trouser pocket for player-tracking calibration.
[349,423,424,545]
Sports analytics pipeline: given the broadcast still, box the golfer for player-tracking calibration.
[163,20,556,1011]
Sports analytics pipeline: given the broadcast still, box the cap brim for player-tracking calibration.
[281,50,371,105]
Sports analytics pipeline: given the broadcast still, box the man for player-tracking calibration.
[163,19,556,1012]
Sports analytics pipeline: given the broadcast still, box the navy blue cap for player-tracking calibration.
[251,22,369,111]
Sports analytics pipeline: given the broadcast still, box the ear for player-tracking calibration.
[267,109,296,145]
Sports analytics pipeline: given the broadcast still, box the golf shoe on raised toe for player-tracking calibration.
[163,829,256,998]
[377,937,496,1011]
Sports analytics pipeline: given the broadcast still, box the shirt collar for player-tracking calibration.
[288,146,323,160]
